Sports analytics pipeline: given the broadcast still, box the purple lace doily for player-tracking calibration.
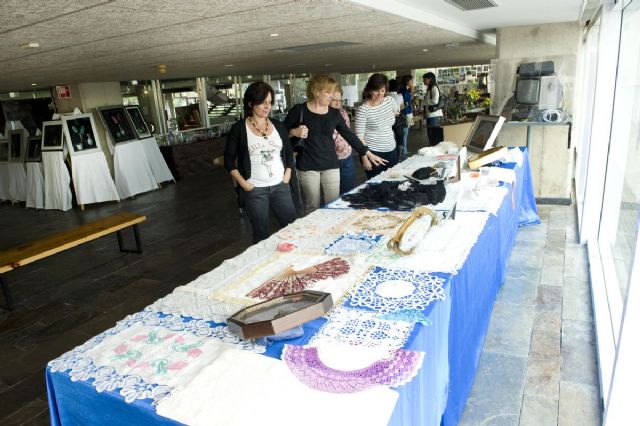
[282,345,424,394]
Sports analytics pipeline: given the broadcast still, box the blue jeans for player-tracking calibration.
[365,149,398,180]
[339,156,355,194]
[400,126,410,157]
[427,116,443,146]
[240,182,297,243]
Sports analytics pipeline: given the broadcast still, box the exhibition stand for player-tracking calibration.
[114,140,159,199]
[25,162,45,209]
[70,151,119,207]
[7,163,27,202]
[42,152,73,211]
[46,149,538,426]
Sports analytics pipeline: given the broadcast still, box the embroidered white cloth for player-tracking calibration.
[366,211,490,274]
[70,151,119,205]
[42,151,73,211]
[26,162,45,209]
[140,137,174,184]
[329,210,411,237]
[114,139,159,198]
[151,252,369,323]
[48,311,265,406]
[7,162,27,202]
[156,348,399,426]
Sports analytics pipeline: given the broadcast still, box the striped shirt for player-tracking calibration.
[354,96,396,153]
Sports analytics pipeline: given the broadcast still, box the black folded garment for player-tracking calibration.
[341,180,446,211]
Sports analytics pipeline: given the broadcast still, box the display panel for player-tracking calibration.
[463,115,506,153]
[26,137,42,162]
[97,106,137,144]
[61,113,102,155]
[41,121,65,151]
[125,105,152,139]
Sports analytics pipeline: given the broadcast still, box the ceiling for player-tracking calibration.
[0,0,586,92]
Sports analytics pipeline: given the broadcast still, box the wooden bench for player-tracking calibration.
[0,211,146,311]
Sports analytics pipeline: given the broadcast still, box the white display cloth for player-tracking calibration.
[114,140,159,199]
[140,137,174,183]
[7,162,27,202]
[155,347,399,426]
[42,151,73,211]
[366,211,490,274]
[0,163,10,200]
[70,151,119,205]
[26,162,45,209]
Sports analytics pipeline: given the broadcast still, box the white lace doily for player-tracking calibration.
[309,306,414,354]
[348,267,446,315]
[324,232,382,256]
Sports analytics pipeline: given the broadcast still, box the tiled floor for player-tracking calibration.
[0,129,600,425]
[460,205,602,425]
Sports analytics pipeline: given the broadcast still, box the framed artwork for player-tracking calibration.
[97,106,137,144]
[0,141,8,162]
[62,113,102,155]
[8,129,26,163]
[125,105,152,139]
[42,121,65,151]
[463,115,506,153]
[26,137,42,162]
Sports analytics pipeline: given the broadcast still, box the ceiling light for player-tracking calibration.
[157,64,167,74]
[224,64,234,67]
[445,42,460,49]
[324,64,332,67]
[422,48,429,52]
[131,80,138,85]
[20,42,39,49]
[269,33,279,37]
[31,83,37,86]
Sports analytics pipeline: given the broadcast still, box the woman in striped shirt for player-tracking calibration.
[354,73,399,179]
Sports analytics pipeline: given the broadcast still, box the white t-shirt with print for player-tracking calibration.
[245,123,285,187]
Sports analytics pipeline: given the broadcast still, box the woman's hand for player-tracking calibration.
[290,125,309,139]
[365,151,388,167]
[283,168,292,184]
[362,155,373,171]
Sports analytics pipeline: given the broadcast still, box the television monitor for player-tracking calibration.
[463,114,506,153]
[516,78,540,105]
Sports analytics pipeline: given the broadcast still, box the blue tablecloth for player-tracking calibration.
[46,148,538,426]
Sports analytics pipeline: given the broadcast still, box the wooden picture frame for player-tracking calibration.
[125,105,152,139]
[62,113,102,156]
[26,136,43,162]
[97,106,137,144]
[41,121,65,152]
[8,129,27,163]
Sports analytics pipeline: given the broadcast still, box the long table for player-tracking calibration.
[46,148,538,426]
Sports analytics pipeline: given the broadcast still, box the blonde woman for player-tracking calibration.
[284,74,386,213]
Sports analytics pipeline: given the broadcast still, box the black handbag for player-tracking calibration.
[292,105,305,155]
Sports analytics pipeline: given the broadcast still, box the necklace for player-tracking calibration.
[250,118,270,139]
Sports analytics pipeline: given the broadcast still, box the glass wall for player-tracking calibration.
[160,79,202,132]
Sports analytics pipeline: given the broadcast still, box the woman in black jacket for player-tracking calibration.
[224,82,297,243]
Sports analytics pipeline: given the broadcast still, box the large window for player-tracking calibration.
[599,0,640,304]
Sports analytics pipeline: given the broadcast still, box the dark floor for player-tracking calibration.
[0,128,599,425]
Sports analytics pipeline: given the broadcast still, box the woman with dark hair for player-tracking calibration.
[388,78,407,160]
[422,72,444,145]
[399,74,414,158]
[354,73,398,179]
[224,81,297,243]
[284,74,386,214]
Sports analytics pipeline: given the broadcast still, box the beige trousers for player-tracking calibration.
[296,168,340,214]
